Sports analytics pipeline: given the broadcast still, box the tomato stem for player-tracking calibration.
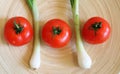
[91,22,102,29]
[89,22,102,36]
[70,0,92,69]
[53,27,62,35]
[13,21,23,34]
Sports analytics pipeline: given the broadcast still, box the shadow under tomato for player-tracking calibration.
[0,18,8,46]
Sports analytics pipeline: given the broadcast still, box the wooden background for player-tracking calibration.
[0,0,120,74]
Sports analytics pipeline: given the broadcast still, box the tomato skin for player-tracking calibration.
[42,19,72,48]
[82,17,111,44]
[4,17,33,46]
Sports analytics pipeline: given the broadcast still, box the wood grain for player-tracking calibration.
[0,0,120,74]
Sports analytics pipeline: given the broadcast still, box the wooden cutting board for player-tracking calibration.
[0,0,120,74]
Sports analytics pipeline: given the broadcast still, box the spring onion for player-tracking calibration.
[27,0,41,70]
[70,0,92,69]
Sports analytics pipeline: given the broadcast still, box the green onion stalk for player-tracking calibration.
[70,0,92,69]
[27,0,41,70]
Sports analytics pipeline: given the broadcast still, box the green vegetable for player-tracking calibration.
[27,0,41,70]
[70,0,92,69]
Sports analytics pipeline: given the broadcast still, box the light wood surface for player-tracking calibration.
[0,0,120,74]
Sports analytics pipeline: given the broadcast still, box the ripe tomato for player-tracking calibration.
[82,17,111,44]
[4,17,33,46]
[42,19,72,48]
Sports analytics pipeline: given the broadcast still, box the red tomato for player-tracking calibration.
[82,17,111,44]
[42,19,72,48]
[4,17,33,46]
